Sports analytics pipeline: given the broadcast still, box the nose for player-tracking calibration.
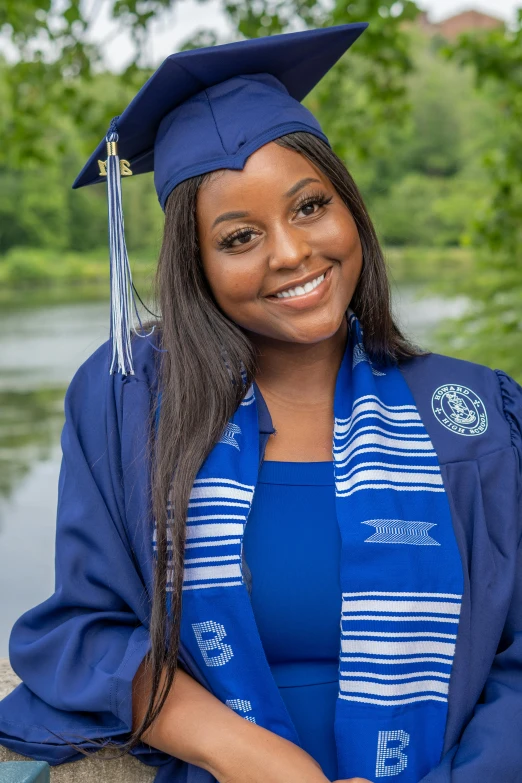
[268,222,312,272]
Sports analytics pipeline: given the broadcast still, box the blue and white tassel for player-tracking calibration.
[104,117,136,375]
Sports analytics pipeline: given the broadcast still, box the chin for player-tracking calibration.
[273,311,349,345]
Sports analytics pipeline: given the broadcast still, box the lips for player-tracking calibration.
[265,266,332,298]
[264,265,334,310]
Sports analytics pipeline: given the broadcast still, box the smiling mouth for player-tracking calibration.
[266,267,332,300]
[274,272,325,299]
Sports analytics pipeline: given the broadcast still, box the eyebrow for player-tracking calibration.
[210,177,322,230]
[212,210,250,230]
[284,177,321,198]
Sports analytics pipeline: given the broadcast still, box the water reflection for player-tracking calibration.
[0,387,65,500]
[0,301,110,504]
[0,301,110,654]
[0,301,110,391]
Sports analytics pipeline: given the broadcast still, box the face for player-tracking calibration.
[196,141,363,346]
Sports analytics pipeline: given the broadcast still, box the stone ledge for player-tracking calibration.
[0,761,50,782]
[0,659,156,782]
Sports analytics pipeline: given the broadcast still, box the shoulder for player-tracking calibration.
[68,331,160,393]
[399,351,522,463]
[400,350,505,393]
[64,332,160,432]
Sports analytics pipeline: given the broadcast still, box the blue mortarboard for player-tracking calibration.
[73,23,368,374]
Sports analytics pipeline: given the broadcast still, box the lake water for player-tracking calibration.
[0,289,467,655]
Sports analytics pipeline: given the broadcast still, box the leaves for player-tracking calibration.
[434,13,522,379]
[2,0,177,61]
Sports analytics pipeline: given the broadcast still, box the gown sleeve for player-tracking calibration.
[420,370,522,782]
[0,342,157,765]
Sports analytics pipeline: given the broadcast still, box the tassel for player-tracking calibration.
[105,117,135,375]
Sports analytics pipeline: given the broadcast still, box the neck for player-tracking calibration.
[249,316,348,410]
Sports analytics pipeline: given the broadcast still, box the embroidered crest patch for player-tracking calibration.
[431,384,488,437]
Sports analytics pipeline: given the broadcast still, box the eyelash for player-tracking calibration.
[294,190,333,215]
[217,191,333,250]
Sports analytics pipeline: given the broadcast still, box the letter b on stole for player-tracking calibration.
[375,730,410,777]
[192,620,234,667]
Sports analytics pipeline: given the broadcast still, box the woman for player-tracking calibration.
[0,23,521,783]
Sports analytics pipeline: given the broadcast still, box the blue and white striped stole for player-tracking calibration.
[166,313,463,781]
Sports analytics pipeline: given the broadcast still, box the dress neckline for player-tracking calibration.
[258,459,334,486]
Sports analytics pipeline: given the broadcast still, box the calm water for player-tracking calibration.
[0,290,466,655]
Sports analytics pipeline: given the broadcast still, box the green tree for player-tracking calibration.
[0,57,162,256]
[0,0,179,71]
[435,13,522,379]
[0,0,172,168]
[363,34,497,248]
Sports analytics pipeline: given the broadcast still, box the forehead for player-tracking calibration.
[196,141,326,216]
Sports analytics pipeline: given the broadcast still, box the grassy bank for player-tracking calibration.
[385,246,475,286]
[0,247,156,307]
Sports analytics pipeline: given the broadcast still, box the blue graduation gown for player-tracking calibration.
[0,335,521,782]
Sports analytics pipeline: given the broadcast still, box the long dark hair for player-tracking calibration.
[126,131,423,751]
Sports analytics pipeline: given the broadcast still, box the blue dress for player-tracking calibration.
[242,460,341,781]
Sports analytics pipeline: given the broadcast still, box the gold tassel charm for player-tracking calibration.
[98,140,133,177]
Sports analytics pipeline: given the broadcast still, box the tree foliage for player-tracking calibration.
[0,7,500,259]
[1,0,178,70]
[0,0,169,167]
[433,14,522,378]
[0,0,425,256]
[364,34,496,247]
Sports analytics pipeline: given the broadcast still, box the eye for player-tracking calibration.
[299,201,319,217]
[217,227,259,250]
[294,192,333,218]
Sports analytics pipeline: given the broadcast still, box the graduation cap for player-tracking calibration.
[73,23,368,375]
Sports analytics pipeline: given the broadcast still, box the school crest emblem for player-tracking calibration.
[431,384,488,436]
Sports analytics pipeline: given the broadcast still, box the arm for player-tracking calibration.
[132,661,334,783]
[0,344,154,762]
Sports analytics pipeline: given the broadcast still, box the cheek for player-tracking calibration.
[203,257,262,308]
[336,215,362,273]
[325,215,363,292]
[295,203,360,264]
[322,212,361,257]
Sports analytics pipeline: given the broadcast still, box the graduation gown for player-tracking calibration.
[0,335,521,782]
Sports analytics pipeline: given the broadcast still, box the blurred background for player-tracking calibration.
[0,0,521,655]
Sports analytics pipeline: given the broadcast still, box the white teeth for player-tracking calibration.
[274,272,326,299]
